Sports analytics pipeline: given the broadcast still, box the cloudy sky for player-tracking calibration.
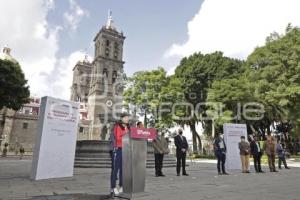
[0,0,300,100]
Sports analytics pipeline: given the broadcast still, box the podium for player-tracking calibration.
[121,127,157,199]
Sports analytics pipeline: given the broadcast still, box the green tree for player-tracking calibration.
[123,67,169,129]
[208,25,300,138]
[173,52,244,152]
[0,59,30,110]
[246,25,300,137]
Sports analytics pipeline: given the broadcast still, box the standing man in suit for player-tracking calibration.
[174,129,189,176]
[213,133,229,175]
[250,136,264,173]
[276,139,290,170]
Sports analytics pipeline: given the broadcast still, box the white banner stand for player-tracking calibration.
[31,96,79,180]
[223,123,248,170]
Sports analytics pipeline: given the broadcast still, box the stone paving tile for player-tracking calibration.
[1,159,300,200]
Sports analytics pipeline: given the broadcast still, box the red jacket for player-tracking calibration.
[114,123,129,148]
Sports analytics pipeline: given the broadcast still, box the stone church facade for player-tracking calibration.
[71,12,126,140]
[0,13,126,152]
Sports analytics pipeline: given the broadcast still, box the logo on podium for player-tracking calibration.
[130,127,157,139]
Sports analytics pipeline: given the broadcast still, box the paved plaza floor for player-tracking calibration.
[1,157,300,200]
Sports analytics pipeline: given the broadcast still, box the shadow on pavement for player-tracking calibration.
[25,194,111,200]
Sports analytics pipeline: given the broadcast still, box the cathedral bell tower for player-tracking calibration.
[88,11,126,139]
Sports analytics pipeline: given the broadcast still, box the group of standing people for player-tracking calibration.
[213,132,291,175]
[109,114,190,197]
[108,113,293,198]
[152,128,189,177]
[1,141,25,159]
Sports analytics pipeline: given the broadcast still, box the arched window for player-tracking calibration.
[114,43,119,59]
[103,68,108,78]
[112,71,117,84]
[105,48,110,57]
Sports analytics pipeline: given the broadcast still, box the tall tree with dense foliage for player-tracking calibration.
[173,52,244,151]
[208,25,300,138]
[0,59,30,110]
[246,25,300,137]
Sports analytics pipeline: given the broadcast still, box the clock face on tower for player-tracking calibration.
[106,99,113,108]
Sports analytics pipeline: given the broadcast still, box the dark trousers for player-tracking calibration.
[176,151,187,175]
[267,154,276,172]
[278,156,288,169]
[111,148,122,189]
[154,153,164,175]
[216,153,226,173]
[253,153,262,172]
[2,147,7,157]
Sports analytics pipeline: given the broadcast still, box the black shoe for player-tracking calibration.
[274,170,279,172]
[223,172,229,175]
[285,167,290,169]
[245,171,251,173]
[159,174,166,177]
[218,172,222,175]
[177,174,180,176]
[259,170,265,173]
[278,167,282,170]
[110,191,115,198]
[155,174,159,177]
[183,173,189,176]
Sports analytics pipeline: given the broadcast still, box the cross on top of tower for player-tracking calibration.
[106,10,115,30]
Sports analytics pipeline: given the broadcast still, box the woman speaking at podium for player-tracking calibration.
[110,112,130,197]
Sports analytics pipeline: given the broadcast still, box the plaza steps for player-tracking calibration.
[74,140,178,168]
[74,154,178,168]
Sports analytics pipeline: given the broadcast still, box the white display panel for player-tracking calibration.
[223,123,248,170]
[31,96,79,180]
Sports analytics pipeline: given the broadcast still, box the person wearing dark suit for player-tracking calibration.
[276,140,290,170]
[250,136,264,173]
[174,129,189,176]
[213,133,228,175]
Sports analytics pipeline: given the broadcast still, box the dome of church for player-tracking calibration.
[0,46,18,63]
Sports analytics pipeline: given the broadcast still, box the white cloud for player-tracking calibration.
[165,0,300,60]
[0,0,91,100]
[0,0,61,97]
[64,0,89,31]
[48,51,92,99]
[45,0,55,10]
[167,66,176,76]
